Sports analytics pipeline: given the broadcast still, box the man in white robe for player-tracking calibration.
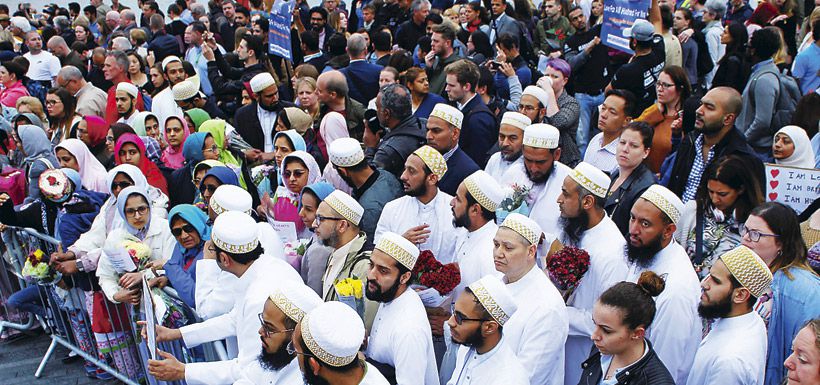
[687,246,771,385]
[145,212,302,385]
[494,213,568,385]
[484,112,530,183]
[625,185,702,384]
[114,82,140,126]
[557,162,628,385]
[375,145,459,263]
[446,275,528,385]
[151,56,186,126]
[365,232,439,385]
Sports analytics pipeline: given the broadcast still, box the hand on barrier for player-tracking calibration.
[119,272,143,290]
[114,288,141,305]
[50,250,76,263]
[138,321,183,343]
[53,260,79,274]
[147,349,186,381]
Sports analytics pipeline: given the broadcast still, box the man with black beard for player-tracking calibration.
[328,138,402,250]
[687,246,771,385]
[557,162,628,385]
[364,232,439,385]
[624,184,702,384]
[484,112,531,183]
[445,275,529,385]
[234,72,296,164]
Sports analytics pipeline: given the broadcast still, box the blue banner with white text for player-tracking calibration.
[599,0,650,55]
[268,0,296,59]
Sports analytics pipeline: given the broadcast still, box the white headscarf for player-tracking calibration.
[775,126,816,169]
[56,139,110,194]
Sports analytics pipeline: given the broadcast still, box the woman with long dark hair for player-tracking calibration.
[45,87,81,146]
[467,30,494,66]
[712,22,750,93]
[635,66,691,173]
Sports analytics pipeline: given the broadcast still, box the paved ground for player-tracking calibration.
[0,331,120,385]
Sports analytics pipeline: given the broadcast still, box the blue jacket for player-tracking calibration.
[414,93,446,120]
[353,168,403,250]
[340,60,384,106]
[164,205,211,308]
[458,96,498,169]
[438,148,480,196]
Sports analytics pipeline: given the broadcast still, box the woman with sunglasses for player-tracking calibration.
[740,202,820,385]
[160,204,211,309]
[263,151,321,239]
[255,130,308,199]
[199,166,241,220]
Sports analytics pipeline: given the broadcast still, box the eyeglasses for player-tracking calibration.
[286,340,315,358]
[656,81,675,90]
[258,313,294,337]
[203,144,219,154]
[518,104,538,112]
[450,304,489,325]
[125,205,149,217]
[110,181,133,190]
[106,135,115,143]
[283,170,306,179]
[45,99,62,106]
[314,214,344,225]
[739,224,779,242]
[171,224,197,237]
[200,184,219,194]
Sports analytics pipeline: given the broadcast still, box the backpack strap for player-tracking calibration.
[38,158,55,170]
[748,67,781,107]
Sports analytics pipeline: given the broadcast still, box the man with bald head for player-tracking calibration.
[23,31,61,94]
[119,9,138,34]
[47,36,86,76]
[316,70,365,140]
[665,86,764,202]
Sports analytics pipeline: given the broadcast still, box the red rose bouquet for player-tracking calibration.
[412,250,460,296]
[546,246,590,300]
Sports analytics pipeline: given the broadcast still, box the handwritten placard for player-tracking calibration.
[106,248,137,274]
[764,163,820,213]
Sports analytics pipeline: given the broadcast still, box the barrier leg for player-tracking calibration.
[34,336,58,378]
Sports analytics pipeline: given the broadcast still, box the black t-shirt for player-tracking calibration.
[564,24,611,95]
[610,34,665,113]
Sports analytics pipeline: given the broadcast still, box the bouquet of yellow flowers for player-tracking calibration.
[122,239,152,270]
[22,249,60,283]
[334,277,364,320]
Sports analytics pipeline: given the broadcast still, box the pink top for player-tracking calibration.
[0,81,29,108]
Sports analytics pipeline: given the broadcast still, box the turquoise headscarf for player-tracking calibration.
[182,132,209,166]
[169,204,211,241]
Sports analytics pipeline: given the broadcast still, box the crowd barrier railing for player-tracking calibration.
[0,226,229,384]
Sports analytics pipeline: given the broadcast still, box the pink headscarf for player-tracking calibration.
[55,139,110,193]
[319,112,349,145]
[161,116,190,169]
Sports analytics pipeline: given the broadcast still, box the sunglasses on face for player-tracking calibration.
[111,181,133,190]
[283,170,306,179]
[450,304,489,325]
[200,184,219,194]
[171,224,196,237]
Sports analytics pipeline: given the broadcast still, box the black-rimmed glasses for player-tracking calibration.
[739,224,780,242]
[258,313,294,337]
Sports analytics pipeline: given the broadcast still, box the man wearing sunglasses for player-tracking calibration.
[445,275,528,385]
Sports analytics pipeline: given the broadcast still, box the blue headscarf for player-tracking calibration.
[201,166,240,188]
[116,186,152,239]
[273,130,307,152]
[61,168,83,193]
[299,182,335,211]
[169,204,211,243]
[182,132,209,166]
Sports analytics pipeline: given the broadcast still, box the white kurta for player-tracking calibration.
[508,161,571,241]
[564,215,628,385]
[686,311,767,385]
[361,362,392,385]
[232,358,302,385]
[151,87,184,131]
[446,337,529,385]
[484,152,524,184]
[625,240,701,385]
[453,221,499,300]
[375,190,461,263]
[504,265,569,385]
[181,257,303,385]
[365,290,439,385]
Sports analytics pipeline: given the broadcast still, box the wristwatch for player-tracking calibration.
[75,260,85,273]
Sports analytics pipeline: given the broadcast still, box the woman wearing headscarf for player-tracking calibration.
[114,133,169,195]
[55,139,110,193]
[13,124,59,203]
[76,116,111,169]
[773,125,816,169]
[161,116,190,170]
[298,182,335,294]
[191,160,225,211]
[261,151,321,239]
[199,166,241,217]
[254,130,307,198]
[184,108,210,131]
[109,122,165,168]
[160,204,210,308]
[168,132,210,208]
[319,112,354,194]
[279,106,326,169]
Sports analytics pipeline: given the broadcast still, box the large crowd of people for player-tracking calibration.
[0,0,818,383]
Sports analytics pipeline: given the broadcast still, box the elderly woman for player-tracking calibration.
[773,126,816,169]
[160,204,210,308]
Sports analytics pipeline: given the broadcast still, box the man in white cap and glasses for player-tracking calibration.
[376,145,457,263]
[492,213,568,385]
[291,301,390,385]
[365,232,439,385]
[235,72,294,164]
[687,246,771,385]
[518,85,550,126]
[557,162,628,385]
[625,184,701,383]
[425,103,479,196]
[148,284,322,384]
[328,137,403,249]
[484,111,530,183]
[445,275,528,385]
[151,55,187,125]
[115,82,141,125]
[146,211,303,384]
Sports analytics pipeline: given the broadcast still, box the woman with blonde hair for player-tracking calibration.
[295,76,321,123]
[15,96,48,129]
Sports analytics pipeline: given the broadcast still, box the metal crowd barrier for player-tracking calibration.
[0,226,229,384]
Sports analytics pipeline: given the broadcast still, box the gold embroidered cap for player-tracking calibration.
[464,170,506,212]
[413,145,448,179]
[324,190,364,226]
[522,85,550,107]
[210,185,253,216]
[639,184,684,224]
[429,103,464,129]
[523,124,560,149]
[568,162,611,198]
[301,302,365,367]
[375,232,420,270]
[328,137,365,168]
[467,275,518,326]
[500,111,531,131]
[212,211,260,254]
[499,213,542,246]
[268,285,323,323]
[718,246,773,298]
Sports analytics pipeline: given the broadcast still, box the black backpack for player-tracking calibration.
[692,30,714,77]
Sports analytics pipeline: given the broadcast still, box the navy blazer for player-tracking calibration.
[438,148,480,196]
[458,96,498,169]
[340,60,384,106]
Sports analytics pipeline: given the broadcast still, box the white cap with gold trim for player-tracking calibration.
[429,103,464,129]
[639,184,684,224]
[268,284,323,323]
[323,190,364,226]
[523,124,560,149]
[300,302,364,367]
[499,213,543,246]
[467,275,518,326]
[568,162,611,198]
[463,170,506,212]
[212,211,259,254]
[375,232,420,270]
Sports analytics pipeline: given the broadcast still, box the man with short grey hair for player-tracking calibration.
[120,9,138,33]
[57,66,107,117]
[368,84,427,178]
[701,0,726,88]
[111,36,133,52]
[190,3,207,20]
[340,33,384,106]
[395,0,430,51]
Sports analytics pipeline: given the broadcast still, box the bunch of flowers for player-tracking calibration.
[335,277,365,320]
[546,246,590,296]
[497,184,532,222]
[22,249,58,283]
[122,239,152,270]
[251,164,277,186]
[412,250,460,296]
[283,240,308,270]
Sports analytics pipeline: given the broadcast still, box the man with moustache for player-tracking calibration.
[364,232,439,385]
[291,302,390,385]
[445,275,528,385]
[556,162,628,385]
[151,55,187,126]
[235,72,295,162]
[624,184,702,384]
[375,146,457,263]
[687,246,771,385]
[424,103,479,196]
[114,82,140,125]
[484,112,531,183]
